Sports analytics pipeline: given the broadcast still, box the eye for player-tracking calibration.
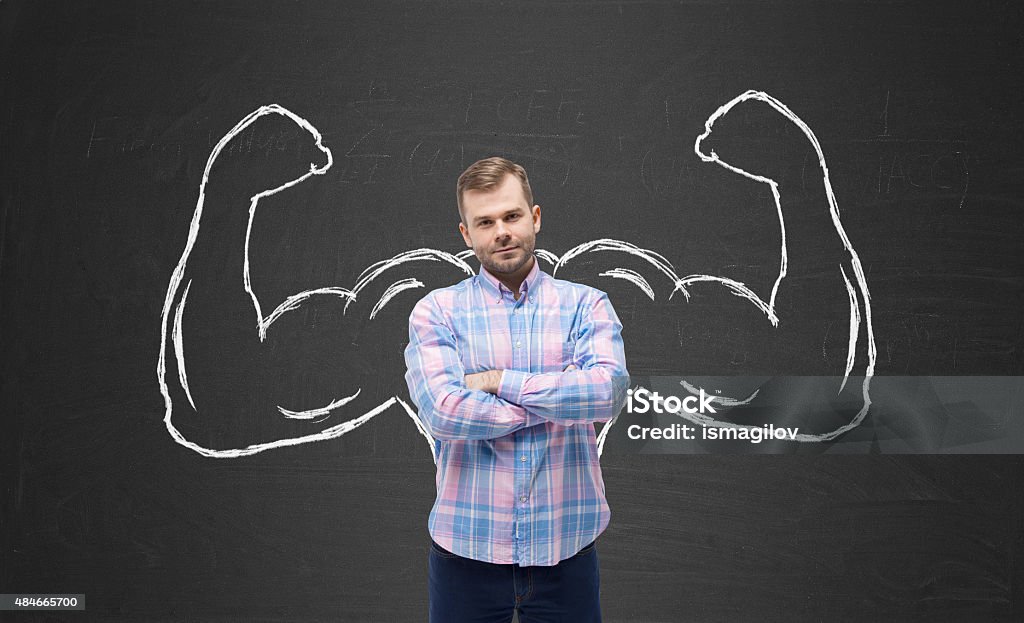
[508,214,520,221]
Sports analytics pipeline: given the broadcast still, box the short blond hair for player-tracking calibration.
[457,157,533,222]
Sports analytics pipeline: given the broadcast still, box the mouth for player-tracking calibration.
[495,246,518,254]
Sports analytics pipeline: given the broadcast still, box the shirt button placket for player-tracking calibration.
[511,291,529,562]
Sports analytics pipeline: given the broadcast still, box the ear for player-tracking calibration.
[459,221,473,248]
[531,205,541,234]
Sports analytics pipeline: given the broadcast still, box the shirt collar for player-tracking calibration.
[478,255,542,303]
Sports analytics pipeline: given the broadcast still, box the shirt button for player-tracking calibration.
[512,308,517,315]
[520,455,528,462]
[515,340,521,348]
[520,496,528,502]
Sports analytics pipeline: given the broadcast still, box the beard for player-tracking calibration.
[478,237,536,275]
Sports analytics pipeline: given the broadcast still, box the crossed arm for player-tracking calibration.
[403,291,629,441]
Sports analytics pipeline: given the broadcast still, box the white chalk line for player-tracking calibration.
[369,278,424,320]
[343,249,475,316]
[397,395,441,465]
[172,278,196,411]
[675,274,777,323]
[261,287,355,340]
[839,265,859,394]
[279,388,362,422]
[599,268,655,301]
[596,411,619,457]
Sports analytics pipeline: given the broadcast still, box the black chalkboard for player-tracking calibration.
[3,1,1023,620]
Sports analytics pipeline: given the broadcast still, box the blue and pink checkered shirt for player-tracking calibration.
[404,257,629,566]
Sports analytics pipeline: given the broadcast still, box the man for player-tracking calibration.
[404,157,629,622]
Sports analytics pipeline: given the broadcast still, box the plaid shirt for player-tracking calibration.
[404,257,629,566]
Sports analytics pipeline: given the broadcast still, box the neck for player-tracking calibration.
[495,255,535,299]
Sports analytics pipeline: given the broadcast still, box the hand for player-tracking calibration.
[465,370,503,394]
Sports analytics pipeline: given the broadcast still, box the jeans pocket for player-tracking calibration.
[430,540,458,559]
[574,539,597,557]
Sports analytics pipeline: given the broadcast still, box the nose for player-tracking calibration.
[494,221,510,241]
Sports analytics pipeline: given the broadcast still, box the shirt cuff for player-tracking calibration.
[497,369,529,406]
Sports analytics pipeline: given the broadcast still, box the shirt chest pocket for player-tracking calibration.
[546,317,581,373]
[562,330,579,370]
[452,326,487,375]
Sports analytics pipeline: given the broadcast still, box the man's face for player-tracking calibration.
[459,174,541,276]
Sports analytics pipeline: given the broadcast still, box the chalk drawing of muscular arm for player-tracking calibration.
[685,90,876,441]
[157,106,474,458]
[548,91,876,446]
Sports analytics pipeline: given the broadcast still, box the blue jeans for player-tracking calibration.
[428,539,601,623]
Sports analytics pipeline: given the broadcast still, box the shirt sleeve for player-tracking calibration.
[404,293,542,440]
[496,290,630,424]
